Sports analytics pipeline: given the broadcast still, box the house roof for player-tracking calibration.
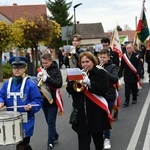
[0,3,47,22]
[105,30,136,42]
[76,22,105,39]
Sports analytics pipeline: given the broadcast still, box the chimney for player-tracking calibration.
[13,3,17,6]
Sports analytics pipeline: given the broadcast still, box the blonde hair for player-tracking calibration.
[41,53,53,61]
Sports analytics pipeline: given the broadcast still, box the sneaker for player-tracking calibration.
[104,138,111,149]
[48,144,53,150]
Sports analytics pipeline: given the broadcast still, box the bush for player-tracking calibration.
[3,63,12,79]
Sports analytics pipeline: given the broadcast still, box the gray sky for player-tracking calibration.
[0,0,150,32]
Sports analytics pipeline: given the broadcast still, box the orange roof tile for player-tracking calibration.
[0,4,47,22]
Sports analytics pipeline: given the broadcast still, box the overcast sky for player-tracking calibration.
[0,0,150,32]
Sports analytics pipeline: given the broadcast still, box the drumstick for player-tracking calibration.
[0,104,39,110]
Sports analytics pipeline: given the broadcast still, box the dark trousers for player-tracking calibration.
[58,59,64,69]
[42,104,58,147]
[78,130,104,150]
[125,83,137,103]
[16,137,32,150]
[104,100,114,139]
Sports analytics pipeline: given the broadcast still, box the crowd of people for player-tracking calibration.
[0,33,149,150]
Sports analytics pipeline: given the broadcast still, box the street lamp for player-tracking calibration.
[73,3,82,34]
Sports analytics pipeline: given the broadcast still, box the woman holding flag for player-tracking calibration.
[66,51,112,150]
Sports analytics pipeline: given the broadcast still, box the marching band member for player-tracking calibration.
[97,49,119,149]
[101,37,120,67]
[119,43,142,107]
[37,53,63,150]
[0,56,43,150]
[65,34,85,68]
[66,51,112,150]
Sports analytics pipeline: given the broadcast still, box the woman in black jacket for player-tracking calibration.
[66,51,111,150]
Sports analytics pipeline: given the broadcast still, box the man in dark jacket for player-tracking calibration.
[101,37,120,67]
[119,43,141,107]
[37,53,63,150]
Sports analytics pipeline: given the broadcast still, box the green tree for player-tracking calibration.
[46,0,73,49]
[0,22,12,81]
[12,15,61,73]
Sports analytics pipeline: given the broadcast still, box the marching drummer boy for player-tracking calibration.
[0,56,43,150]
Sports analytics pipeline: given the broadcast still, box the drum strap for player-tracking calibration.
[7,77,28,111]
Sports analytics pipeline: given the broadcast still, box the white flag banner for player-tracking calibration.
[111,28,122,58]
[67,68,83,81]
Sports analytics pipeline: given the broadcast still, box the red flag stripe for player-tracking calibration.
[84,88,113,123]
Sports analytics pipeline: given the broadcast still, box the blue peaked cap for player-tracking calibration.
[9,56,28,68]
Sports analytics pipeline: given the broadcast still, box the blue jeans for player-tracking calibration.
[42,104,59,147]
[104,100,114,139]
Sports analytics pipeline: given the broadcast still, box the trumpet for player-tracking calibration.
[67,52,73,59]
[67,46,76,59]
[96,61,104,69]
[37,68,53,104]
[73,68,89,92]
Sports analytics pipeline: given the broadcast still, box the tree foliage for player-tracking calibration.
[46,0,73,26]
[12,14,61,73]
[0,22,12,51]
[46,0,73,49]
[0,21,12,81]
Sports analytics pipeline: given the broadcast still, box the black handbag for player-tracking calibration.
[69,109,78,124]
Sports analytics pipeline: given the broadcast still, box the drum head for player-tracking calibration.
[0,111,21,120]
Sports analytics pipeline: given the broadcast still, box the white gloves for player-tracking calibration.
[96,65,103,69]
[37,71,47,82]
[83,74,91,86]
[37,72,43,78]
[42,74,47,82]
[72,49,76,54]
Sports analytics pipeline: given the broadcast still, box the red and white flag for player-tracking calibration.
[111,28,122,58]
[67,68,83,81]
[56,89,64,115]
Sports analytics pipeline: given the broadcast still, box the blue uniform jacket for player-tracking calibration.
[0,78,43,137]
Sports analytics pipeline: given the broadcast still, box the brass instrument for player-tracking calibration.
[37,69,53,104]
[67,52,73,59]
[67,47,75,59]
[96,61,104,69]
[73,68,89,92]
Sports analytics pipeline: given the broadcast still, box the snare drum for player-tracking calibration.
[0,111,24,146]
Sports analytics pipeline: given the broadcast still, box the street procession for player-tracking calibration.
[0,0,150,150]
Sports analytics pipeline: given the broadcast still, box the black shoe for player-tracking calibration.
[24,144,32,150]
[132,101,137,104]
[113,110,118,121]
[123,102,129,107]
[48,144,53,150]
